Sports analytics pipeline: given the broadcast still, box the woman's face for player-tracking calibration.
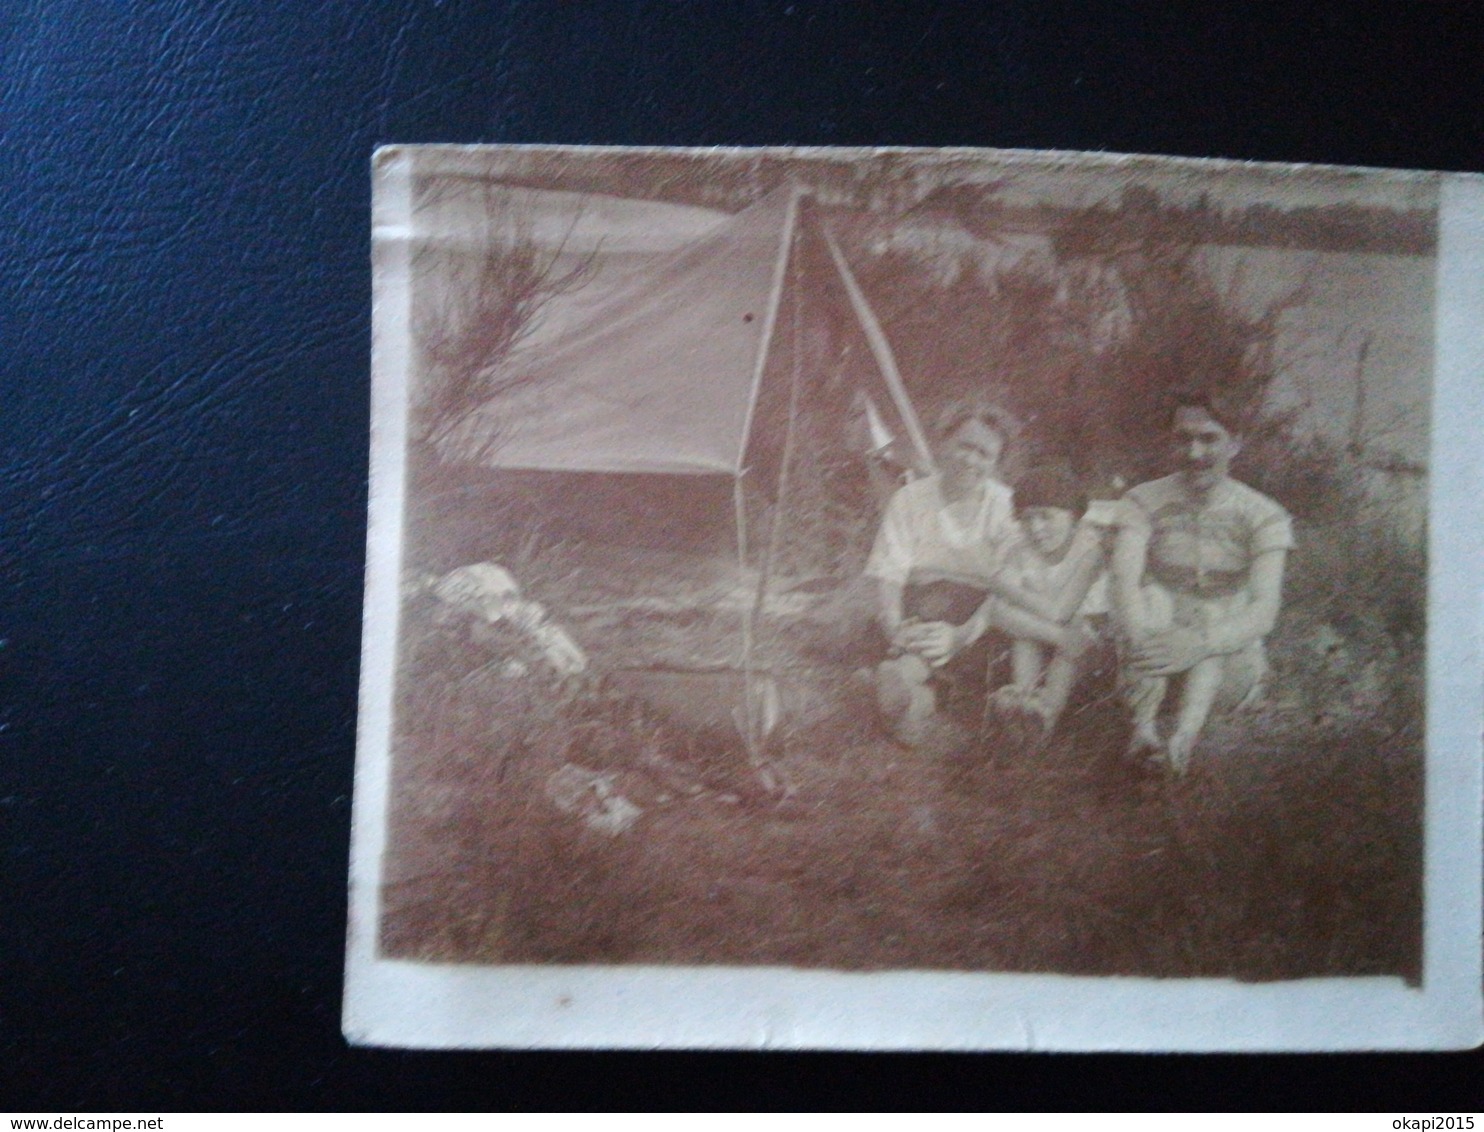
[941,418,1003,491]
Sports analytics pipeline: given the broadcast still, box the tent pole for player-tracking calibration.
[820,220,937,475]
[732,469,749,567]
[735,188,801,771]
[755,215,806,623]
[732,468,752,738]
[737,204,808,787]
[736,187,804,483]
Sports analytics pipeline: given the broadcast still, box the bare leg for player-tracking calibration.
[1030,650,1079,733]
[1124,671,1167,757]
[1166,656,1224,774]
[877,653,936,746]
[987,639,1047,747]
[1010,639,1045,692]
[1122,584,1174,758]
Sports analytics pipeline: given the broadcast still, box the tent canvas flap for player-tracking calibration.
[438,186,798,475]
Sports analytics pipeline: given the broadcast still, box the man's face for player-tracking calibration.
[941,418,1003,489]
[1171,406,1240,491]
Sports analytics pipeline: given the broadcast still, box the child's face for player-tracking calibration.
[1020,506,1076,558]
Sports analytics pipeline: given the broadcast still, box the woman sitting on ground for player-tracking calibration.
[864,403,1080,746]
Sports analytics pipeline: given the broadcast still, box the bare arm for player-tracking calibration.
[1110,519,1153,638]
[951,587,1080,653]
[917,591,1072,664]
[1131,550,1287,676]
[981,572,1056,621]
[1202,549,1287,655]
[876,578,906,640]
[991,599,1079,651]
[1045,527,1106,624]
[981,528,1099,624]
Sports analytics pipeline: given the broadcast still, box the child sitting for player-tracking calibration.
[982,466,1112,742]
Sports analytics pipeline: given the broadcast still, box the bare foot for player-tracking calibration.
[1126,721,1163,762]
[988,688,1044,752]
[877,658,937,747]
[1023,695,1057,739]
[980,684,1015,736]
[1166,729,1198,776]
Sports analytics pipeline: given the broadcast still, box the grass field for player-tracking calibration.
[378,480,1423,980]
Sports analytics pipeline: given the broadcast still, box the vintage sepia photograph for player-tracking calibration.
[348,145,1481,1049]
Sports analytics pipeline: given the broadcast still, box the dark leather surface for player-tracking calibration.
[2,0,1480,1110]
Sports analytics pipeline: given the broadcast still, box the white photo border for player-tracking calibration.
[344,146,1483,1051]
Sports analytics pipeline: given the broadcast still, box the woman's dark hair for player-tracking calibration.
[1013,465,1087,518]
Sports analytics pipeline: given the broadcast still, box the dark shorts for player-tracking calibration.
[901,578,990,626]
[892,578,1008,711]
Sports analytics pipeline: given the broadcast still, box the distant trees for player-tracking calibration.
[855,190,1322,496]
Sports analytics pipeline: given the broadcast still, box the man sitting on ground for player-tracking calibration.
[1110,392,1293,774]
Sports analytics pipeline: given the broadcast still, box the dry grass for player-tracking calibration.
[379,508,1422,979]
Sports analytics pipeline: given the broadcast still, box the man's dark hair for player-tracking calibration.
[1013,465,1087,518]
[1165,387,1249,435]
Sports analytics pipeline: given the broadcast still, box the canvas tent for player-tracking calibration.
[436,183,934,487]
[434,184,936,771]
